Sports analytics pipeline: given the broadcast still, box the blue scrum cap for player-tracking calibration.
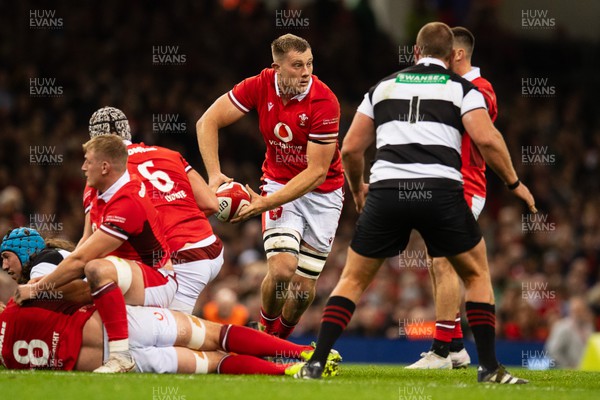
[0,227,45,266]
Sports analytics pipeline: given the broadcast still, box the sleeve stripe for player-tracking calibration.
[84,205,91,214]
[100,224,129,241]
[228,90,250,113]
[461,106,487,117]
[309,132,338,139]
[184,165,192,173]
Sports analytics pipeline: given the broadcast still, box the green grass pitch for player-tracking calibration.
[1,365,599,400]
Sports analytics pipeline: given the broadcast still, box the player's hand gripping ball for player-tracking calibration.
[215,182,251,222]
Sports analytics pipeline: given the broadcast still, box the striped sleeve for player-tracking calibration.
[179,154,192,173]
[357,92,374,119]
[308,95,340,141]
[229,74,262,113]
[461,88,487,116]
[83,185,95,214]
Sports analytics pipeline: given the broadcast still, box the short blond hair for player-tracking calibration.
[416,22,453,60]
[82,135,127,170]
[271,34,311,61]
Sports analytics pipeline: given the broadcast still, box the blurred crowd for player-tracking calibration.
[0,0,598,353]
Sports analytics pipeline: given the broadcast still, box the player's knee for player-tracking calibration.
[84,259,111,287]
[86,256,132,293]
[267,254,297,281]
[268,265,295,284]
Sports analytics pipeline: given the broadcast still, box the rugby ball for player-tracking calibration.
[215,181,251,222]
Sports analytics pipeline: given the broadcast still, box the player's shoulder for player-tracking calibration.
[84,184,97,200]
[473,76,496,93]
[259,67,275,79]
[126,142,161,157]
[30,248,65,268]
[247,68,274,86]
[112,177,146,203]
[310,74,339,104]
[311,74,335,95]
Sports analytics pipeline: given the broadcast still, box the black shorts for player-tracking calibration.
[350,185,482,258]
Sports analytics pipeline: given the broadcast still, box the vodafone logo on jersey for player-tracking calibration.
[274,122,293,143]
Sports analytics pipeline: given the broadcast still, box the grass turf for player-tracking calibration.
[1,365,599,400]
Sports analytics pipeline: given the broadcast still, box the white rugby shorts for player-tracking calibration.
[103,306,179,373]
[261,179,343,253]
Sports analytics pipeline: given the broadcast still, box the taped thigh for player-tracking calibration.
[263,228,300,259]
[103,255,133,294]
[296,244,328,279]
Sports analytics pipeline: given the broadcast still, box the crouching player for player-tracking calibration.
[0,285,340,376]
[15,135,177,373]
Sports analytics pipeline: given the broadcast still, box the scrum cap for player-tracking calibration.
[89,106,132,140]
[0,227,45,266]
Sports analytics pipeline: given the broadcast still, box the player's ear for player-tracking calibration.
[271,61,280,72]
[454,48,463,62]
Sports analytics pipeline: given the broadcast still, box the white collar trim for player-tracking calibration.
[462,67,481,82]
[416,57,447,69]
[98,171,130,202]
[274,72,313,101]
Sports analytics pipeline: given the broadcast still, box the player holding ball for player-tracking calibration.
[197,34,344,339]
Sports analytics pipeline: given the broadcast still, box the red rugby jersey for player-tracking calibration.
[0,299,96,370]
[461,67,498,198]
[229,68,344,193]
[84,142,213,251]
[89,173,171,268]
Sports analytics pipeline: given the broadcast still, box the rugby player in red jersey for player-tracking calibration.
[0,292,340,376]
[15,135,177,373]
[197,34,344,338]
[407,27,499,369]
[82,106,223,315]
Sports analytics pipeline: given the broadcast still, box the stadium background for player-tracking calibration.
[0,0,599,366]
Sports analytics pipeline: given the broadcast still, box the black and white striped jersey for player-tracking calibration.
[357,57,487,190]
[29,248,71,279]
